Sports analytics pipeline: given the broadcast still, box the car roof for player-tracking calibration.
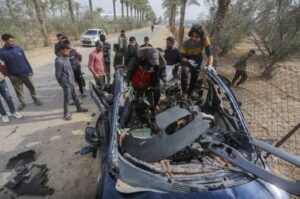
[86,29,104,31]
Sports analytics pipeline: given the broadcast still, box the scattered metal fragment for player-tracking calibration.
[5,126,19,138]
[6,150,36,170]
[5,164,54,196]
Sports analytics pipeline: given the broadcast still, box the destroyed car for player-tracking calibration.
[86,67,300,199]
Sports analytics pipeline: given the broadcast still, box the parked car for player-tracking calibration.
[80,29,106,46]
[86,67,300,199]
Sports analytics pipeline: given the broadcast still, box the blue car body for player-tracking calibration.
[89,68,291,199]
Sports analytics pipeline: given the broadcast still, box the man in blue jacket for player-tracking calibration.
[0,34,42,110]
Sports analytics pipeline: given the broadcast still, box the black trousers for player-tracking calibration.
[181,66,199,96]
[73,68,85,94]
[232,69,248,85]
[105,61,111,84]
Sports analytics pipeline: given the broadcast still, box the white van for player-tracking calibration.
[80,29,106,46]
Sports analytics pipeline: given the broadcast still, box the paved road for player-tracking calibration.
[0,25,163,199]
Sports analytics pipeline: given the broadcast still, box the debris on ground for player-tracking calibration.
[4,150,54,196]
[6,150,36,170]
[5,126,19,138]
[5,164,54,196]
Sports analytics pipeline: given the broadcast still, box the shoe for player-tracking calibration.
[12,112,23,119]
[64,113,72,120]
[18,103,26,111]
[77,107,88,113]
[2,115,10,123]
[81,94,87,98]
[34,99,42,106]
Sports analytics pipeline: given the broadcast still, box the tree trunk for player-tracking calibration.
[89,0,93,18]
[32,0,50,47]
[130,4,133,18]
[179,0,187,48]
[5,0,15,18]
[134,8,137,20]
[171,4,176,31]
[121,0,124,18]
[113,0,116,20]
[126,2,129,18]
[67,0,79,40]
[211,0,231,68]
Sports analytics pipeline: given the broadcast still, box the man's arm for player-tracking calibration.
[88,54,96,76]
[204,37,214,66]
[55,60,62,84]
[76,50,82,63]
[21,48,34,74]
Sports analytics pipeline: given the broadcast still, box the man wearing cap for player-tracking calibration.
[88,41,106,90]
[129,47,166,113]
[55,43,88,120]
[232,49,256,86]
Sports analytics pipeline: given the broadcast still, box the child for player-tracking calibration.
[63,39,86,97]
[113,44,124,68]
[55,44,88,120]
[0,63,22,123]
[140,36,153,48]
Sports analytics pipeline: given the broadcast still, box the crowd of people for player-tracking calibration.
[0,24,255,123]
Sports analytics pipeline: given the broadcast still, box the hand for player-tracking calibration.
[182,58,189,62]
[162,77,167,84]
[205,65,216,73]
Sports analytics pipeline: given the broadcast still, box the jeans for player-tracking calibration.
[0,80,16,116]
[181,66,199,96]
[73,69,85,94]
[104,61,111,84]
[62,85,81,115]
[9,75,37,104]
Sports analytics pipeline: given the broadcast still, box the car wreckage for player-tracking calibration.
[85,67,300,199]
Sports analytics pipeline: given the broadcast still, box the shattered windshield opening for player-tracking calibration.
[114,71,258,191]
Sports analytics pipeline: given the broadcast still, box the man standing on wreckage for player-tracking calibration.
[128,47,167,117]
[180,24,214,100]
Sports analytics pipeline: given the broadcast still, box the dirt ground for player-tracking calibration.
[0,25,169,199]
[217,38,300,183]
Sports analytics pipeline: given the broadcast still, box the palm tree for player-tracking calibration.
[112,0,117,20]
[67,0,79,39]
[211,0,231,67]
[32,0,50,47]
[121,0,124,18]
[89,0,93,17]
[74,2,81,18]
[162,0,180,30]
[178,0,200,47]
[125,0,130,18]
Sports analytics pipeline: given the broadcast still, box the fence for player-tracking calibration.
[217,60,300,185]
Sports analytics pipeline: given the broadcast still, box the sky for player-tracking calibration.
[76,0,211,21]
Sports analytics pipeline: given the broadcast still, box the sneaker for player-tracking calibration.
[77,107,88,113]
[81,94,87,98]
[12,112,23,119]
[2,115,10,123]
[64,113,72,120]
[34,99,42,106]
[18,103,26,111]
